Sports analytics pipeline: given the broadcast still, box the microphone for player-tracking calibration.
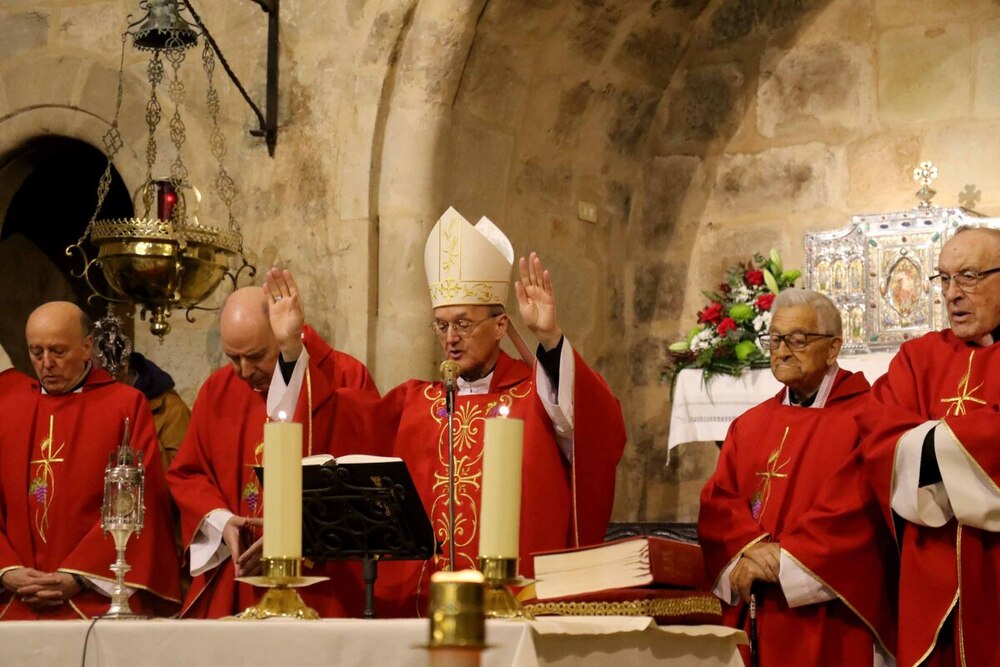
[439,360,461,414]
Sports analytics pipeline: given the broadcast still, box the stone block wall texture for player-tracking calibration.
[3,0,1000,525]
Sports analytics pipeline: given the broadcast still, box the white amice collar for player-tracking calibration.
[782,362,839,409]
[457,372,493,396]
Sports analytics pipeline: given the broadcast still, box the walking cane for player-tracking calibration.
[748,583,760,667]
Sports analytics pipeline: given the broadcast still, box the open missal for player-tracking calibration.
[532,536,706,600]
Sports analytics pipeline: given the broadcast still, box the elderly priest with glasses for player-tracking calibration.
[859,225,1000,666]
[303,208,626,617]
[699,289,897,666]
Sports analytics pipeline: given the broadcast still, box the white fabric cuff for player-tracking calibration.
[535,338,576,462]
[778,549,835,608]
[890,421,954,527]
[266,345,310,420]
[936,421,1000,531]
[712,555,741,606]
[189,509,235,576]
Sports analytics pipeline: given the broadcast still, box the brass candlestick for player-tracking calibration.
[100,419,145,620]
[235,556,328,620]
[478,556,532,620]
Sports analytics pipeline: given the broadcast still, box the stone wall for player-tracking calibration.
[3,0,1000,527]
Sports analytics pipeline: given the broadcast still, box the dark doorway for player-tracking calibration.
[0,136,132,375]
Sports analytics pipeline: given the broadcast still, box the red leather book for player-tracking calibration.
[532,536,706,600]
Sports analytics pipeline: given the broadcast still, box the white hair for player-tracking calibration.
[771,289,842,337]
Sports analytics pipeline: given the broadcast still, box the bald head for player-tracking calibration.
[26,301,94,394]
[220,287,279,392]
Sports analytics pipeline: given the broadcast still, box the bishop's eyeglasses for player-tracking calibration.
[430,314,500,338]
[758,332,835,351]
[928,267,1000,292]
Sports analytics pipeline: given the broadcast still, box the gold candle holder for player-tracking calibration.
[234,556,328,620]
[478,556,532,620]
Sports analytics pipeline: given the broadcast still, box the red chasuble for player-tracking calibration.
[332,349,626,617]
[0,368,181,620]
[700,370,897,666]
[859,330,1000,667]
[166,326,378,618]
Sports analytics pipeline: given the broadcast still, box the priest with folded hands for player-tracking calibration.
[0,302,181,619]
[699,289,897,666]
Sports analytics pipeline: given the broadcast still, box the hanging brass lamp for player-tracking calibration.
[68,0,263,339]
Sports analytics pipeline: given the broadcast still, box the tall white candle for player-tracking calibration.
[263,418,302,559]
[478,416,524,559]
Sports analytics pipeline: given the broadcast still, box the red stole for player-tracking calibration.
[167,326,378,618]
[859,330,1000,666]
[337,349,626,617]
[0,369,181,620]
[700,370,897,665]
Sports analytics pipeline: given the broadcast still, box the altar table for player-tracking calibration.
[0,617,745,666]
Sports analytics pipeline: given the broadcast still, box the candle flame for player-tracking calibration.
[277,410,288,422]
[498,405,510,418]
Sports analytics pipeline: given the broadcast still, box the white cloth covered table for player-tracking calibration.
[668,352,895,451]
[0,617,746,666]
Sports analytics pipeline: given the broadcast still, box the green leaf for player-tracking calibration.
[763,268,780,294]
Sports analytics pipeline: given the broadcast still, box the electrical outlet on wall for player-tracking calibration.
[577,200,598,224]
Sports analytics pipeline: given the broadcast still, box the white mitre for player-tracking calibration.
[424,207,514,308]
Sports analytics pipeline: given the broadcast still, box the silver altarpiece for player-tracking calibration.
[805,207,1000,353]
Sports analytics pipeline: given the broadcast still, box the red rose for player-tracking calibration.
[718,283,731,293]
[716,317,737,336]
[698,302,723,324]
[756,293,775,311]
[745,270,765,286]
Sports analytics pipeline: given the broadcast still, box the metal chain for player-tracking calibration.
[164,33,190,226]
[142,51,164,217]
[201,40,243,254]
[75,31,130,249]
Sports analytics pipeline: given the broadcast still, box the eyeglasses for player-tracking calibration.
[929,267,1000,292]
[430,314,501,338]
[759,332,835,351]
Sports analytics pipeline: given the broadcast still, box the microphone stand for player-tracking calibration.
[440,361,460,571]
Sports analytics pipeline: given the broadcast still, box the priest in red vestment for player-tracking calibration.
[858,226,1000,666]
[0,302,181,619]
[167,268,378,618]
[699,289,897,666]
[317,208,626,617]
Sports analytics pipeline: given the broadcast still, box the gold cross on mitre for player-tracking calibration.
[940,351,986,417]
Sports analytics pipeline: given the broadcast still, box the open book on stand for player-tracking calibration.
[255,454,436,563]
[532,535,706,600]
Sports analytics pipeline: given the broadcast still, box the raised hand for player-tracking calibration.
[263,267,305,361]
[514,252,563,351]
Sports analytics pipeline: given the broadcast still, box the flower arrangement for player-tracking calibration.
[667,250,801,378]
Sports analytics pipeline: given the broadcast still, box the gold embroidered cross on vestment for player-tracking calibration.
[750,426,791,522]
[940,351,986,417]
[29,415,66,543]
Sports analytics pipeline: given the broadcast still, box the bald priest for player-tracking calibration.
[167,269,379,618]
[0,302,181,619]
[299,208,628,616]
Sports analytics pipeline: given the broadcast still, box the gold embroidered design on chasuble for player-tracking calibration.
[940,351,986,417]
[29,416,66,543]
[424,381,532,570]
[750,426,791,522]
[242,420,268,518]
